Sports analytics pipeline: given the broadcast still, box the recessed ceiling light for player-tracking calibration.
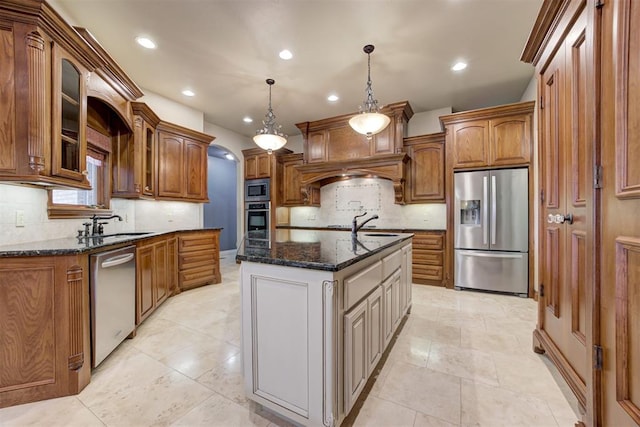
[135,36,156,49]
[279,49,293,60]
[452,61,467,71]
[243,117,253,123]
[225,153,235,161]
[182,89,195,97]
[327,94,339,102]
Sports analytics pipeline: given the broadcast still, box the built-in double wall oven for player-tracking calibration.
[245,178,270,248]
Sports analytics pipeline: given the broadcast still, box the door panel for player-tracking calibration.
[454,170,488,250]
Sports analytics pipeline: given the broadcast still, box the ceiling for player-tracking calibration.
[52,0,543,138]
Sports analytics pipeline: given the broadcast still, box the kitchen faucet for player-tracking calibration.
[351,212,379,236]
[90,214,123,236]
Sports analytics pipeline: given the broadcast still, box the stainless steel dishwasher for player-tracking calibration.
[90,245,136,367]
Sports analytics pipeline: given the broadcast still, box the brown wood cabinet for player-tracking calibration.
[178,230,221,291]
[296,102,414,164]
[440,102,534,170]
[112,102,161,198]
[156,122,214,202]
[0,254,90,408]
[136,234,177,325]
[403,133,445,203]
[244,150,272,179]
[411,231,446,286]
[278,153,320,207]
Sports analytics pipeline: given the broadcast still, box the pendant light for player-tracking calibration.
[348,44,390,139]
[253,78,287,153]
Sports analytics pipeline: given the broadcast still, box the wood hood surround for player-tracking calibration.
[295,101,414,204]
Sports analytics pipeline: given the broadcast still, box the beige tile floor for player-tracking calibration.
[0,250,581,426]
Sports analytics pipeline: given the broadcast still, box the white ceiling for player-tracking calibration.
[52,0,542,138]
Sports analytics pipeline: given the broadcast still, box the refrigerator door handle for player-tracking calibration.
[460,251,523,259]
[483,176,489,245]
[491,175,497,245]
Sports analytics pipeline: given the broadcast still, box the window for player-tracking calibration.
[48,145,112,219]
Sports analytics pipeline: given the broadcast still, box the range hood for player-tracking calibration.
[295,153,409,204]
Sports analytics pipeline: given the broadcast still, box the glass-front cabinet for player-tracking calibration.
[51,45,89,187]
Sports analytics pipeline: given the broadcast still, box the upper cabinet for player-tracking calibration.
[243,149,272,180]
[403,133,445,203]
[278,153,320,207]
[296,101,414,163]
[51,46,89,186]
[156,122,214,202]
[440,102,534,169]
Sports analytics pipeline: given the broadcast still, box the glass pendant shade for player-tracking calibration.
[253,133,287,151]
[254,78,287,153]
[348,112,391,138]
[349,44,390,139]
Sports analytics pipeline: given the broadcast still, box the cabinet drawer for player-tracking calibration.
[179,234,217,252]
[179,252,216,270]
[412,250,443,266]
[179,265,216,288]
[412,233,444,250]
[345,261,382,310]
[382,249,402,280]
[413,265,443,281]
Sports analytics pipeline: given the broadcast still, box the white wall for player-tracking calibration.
[407,107,452,136]
[140,90,204,132]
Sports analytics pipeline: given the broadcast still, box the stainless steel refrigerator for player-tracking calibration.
[454,168,528,296]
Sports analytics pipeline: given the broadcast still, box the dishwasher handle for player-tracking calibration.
[101,253,134,269]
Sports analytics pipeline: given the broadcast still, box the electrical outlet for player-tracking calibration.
[15,210,25,227]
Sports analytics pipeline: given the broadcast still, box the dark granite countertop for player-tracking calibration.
[0,228,222,257]
[236,229,413,272]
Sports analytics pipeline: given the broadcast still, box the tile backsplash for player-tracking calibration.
[0,183,202,246]
[289,178,446,230]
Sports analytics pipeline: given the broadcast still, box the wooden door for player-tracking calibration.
[184,139,207,201]
[599,0,640,424]
[154,240,169,305]
[281,154,304,206]
[489,114,531,166]
[536,5,592,414]
[136,245,155,324]
[157,132,184,198]
[405,140,445,203]
[451,120,489,169]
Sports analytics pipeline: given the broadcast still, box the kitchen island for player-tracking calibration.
[236,229,413,426]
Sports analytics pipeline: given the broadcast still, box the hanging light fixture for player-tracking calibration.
[253,78,287,153]
[348,44,390,139]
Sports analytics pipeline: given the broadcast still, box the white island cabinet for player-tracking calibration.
[237,230,413,426]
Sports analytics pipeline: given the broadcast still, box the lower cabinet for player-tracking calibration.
[412,231,446,286]
[178,230,221,291]
[344,298,369,413]
[0,255,91,408]
[136,234,177,325]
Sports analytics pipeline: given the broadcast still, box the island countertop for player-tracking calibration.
[236,228,413,272]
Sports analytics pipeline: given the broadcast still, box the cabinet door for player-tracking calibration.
[136,245,155,324]
[367,286,383,376]
[281,156,304,206]
[154,241,169,305]
[306,130,327,163]
[371,124,394,156]
[451,120,489,169]
[245,155,258,179]
[157,132,184,198]
[256,153,271,178]
[406,142,445,203]
[184,139,207,200]
[382,276,393,348]
[167,236,178,295]
[142,122,156,196]
[51,45,88,184]
[489,114,531,166]
[391,270,401,330]
[344,298,369,413]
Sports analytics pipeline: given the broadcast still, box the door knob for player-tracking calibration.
[557,213,574,224]
[547,214,555,224]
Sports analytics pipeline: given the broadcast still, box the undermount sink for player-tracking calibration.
[364,233,400,237]
[95,232,153,238]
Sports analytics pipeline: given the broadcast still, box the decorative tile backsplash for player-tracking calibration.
[289,178,446,230]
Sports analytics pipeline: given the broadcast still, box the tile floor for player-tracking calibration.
[0,250,581,426]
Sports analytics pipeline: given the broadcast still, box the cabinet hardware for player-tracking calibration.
[594,345,603,370]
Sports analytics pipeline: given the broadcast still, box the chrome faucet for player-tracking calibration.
[351,212,379,235]
[90,214,123,236]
